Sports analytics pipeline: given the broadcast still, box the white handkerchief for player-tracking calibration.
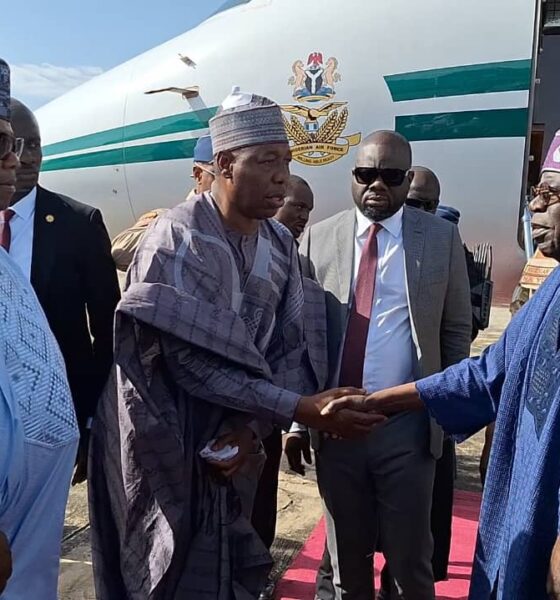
[200,439,239,462]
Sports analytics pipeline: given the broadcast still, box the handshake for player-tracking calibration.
[294,383,422,439]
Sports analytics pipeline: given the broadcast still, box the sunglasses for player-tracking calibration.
[353,167,408,187]
[531,184,560,208]
[406,197,438,212]
[0,134,24,160]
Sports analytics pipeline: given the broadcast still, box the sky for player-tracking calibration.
[2,0,227,109]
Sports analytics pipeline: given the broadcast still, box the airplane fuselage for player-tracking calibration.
[36,0,540,301]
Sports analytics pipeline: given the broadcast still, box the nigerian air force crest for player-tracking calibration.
[282,52,361,166]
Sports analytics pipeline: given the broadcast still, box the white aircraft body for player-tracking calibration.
[36,0,540,301]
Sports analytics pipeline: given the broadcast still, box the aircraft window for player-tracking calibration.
[544,0,560,32]
[211,0,252,17]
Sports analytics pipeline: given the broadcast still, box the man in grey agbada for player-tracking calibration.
[88,88,382,600]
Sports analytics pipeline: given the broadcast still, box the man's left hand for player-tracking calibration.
[283,432,312,476]
[205,427,255,478]
[72,431,89,486]
[547,535,560,599]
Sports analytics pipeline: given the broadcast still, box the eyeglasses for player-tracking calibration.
[0,134,24,160]
[531,183,560,208]
[191,163,215,179]
[353,167,408,188]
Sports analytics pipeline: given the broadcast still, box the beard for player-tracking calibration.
[360,203,394,222]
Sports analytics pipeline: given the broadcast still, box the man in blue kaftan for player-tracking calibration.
[0,233,79,600]
[416,268,560,599]
[0,58,79,600]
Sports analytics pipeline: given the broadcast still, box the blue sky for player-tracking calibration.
[2,0,227,108]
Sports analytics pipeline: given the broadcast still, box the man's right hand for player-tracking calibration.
[284,432,312,475]
[0,531,12,594]
[294,388,386,439]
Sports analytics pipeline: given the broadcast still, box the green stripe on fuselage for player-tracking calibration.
[42,108,528,171]
[42,107,217,157]
[41,138,198,171]
[395,108,528,142]
[384,59,531,102]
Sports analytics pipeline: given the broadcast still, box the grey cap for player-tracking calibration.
[209,86,288,154]
[0,59,10,121]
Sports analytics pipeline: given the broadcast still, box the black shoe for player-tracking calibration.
[259,579,275,600]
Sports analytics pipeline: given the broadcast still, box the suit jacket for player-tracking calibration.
[31,186,120,432]
[299,206,472,457]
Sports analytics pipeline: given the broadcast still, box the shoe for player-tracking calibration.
[259,579,275,600]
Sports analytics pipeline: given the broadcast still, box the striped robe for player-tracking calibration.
[89,193,326,600]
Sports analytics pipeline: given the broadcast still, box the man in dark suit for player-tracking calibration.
[6,98,120,483]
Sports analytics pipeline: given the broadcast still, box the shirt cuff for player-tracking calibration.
[286,421,308,434]
[86,417,94,430]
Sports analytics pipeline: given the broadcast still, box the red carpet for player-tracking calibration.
[277,489,481,600]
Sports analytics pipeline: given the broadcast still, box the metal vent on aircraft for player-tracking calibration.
[179,54,197,68]
[144,86,200,100]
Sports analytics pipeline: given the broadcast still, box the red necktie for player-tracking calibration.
[0,209,14,252]
[338,223,381,388]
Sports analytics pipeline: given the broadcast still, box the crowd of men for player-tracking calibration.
[1,55,560,600]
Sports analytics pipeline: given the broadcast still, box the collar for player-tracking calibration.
[11,186,37,221]
[355,206,403,239]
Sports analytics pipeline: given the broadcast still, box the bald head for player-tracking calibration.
[406,166,441,214]
[352,130,413,221]
[275,174,314,238]
[10,98,42,203]
[356,131,412,167]
[287,174,312,195]
[10,99,38,126]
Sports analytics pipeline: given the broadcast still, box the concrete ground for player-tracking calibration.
[57,306,511,599]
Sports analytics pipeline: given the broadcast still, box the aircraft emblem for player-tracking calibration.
[289,52,340,103]
[282,53,361,166]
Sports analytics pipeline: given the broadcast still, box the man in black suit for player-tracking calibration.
[7,98,120,483]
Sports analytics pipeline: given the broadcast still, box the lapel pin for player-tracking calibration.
[45,214,55,223]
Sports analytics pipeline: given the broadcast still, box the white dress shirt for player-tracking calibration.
[353,207,414,393]
[5,187,36,280]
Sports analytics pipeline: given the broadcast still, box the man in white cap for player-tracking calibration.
[88,88,382,600]
[0,58,79,600]
[479,131,560,486]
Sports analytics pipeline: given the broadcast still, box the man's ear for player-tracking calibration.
[192,165,202,183]
[407,170,414,184]
[216,150,235,179]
